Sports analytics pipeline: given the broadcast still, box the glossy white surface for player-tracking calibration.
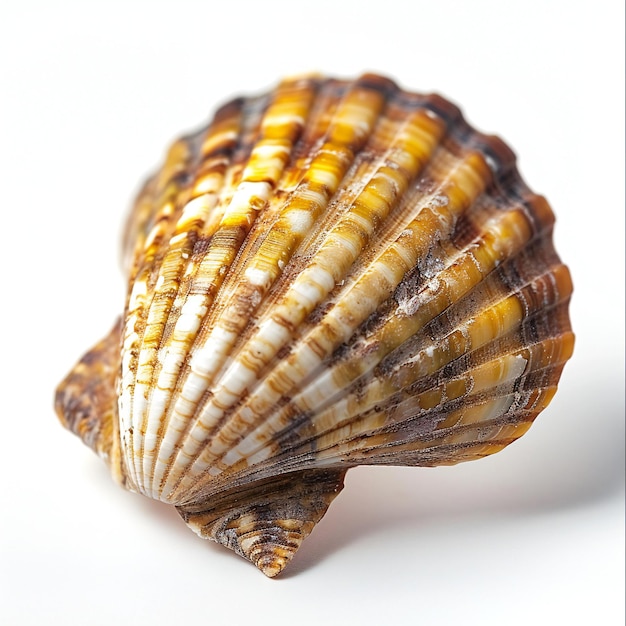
[1,1,623,624]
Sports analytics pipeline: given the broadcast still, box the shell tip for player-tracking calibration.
[256,554,290,579]
[177,468,347,576]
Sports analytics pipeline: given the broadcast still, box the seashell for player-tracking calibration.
[55,74,574,577]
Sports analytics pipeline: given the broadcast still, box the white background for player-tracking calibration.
[1,1,623,624]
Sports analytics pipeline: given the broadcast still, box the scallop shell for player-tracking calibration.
[55,74,574,577]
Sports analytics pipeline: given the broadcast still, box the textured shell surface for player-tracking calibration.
[55,73,574,577]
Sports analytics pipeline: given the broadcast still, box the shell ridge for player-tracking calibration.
[154,77,379,499]
[165,78,351,383]
[139,178,233,493]
[140,79,324,499]
[227,364,566,479]
[288,336,572,467]
[122,99,253,494]
[202,242,571,479]
[180,142,495,480]
[161,78,398,500]
[119,96,253,491]
[125,90,278,492]
[272,287,573,469]
[314,327,571,460]
[181,290,572,501]
[178,93,405,395]
[121,144,201,489]
[201,99,447,388]
[156,85,488,492]
[177,312,563,503]
[376,343,571,434]
[140,81,322,498]
[178,106,449,474]
[203,183,530,471]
